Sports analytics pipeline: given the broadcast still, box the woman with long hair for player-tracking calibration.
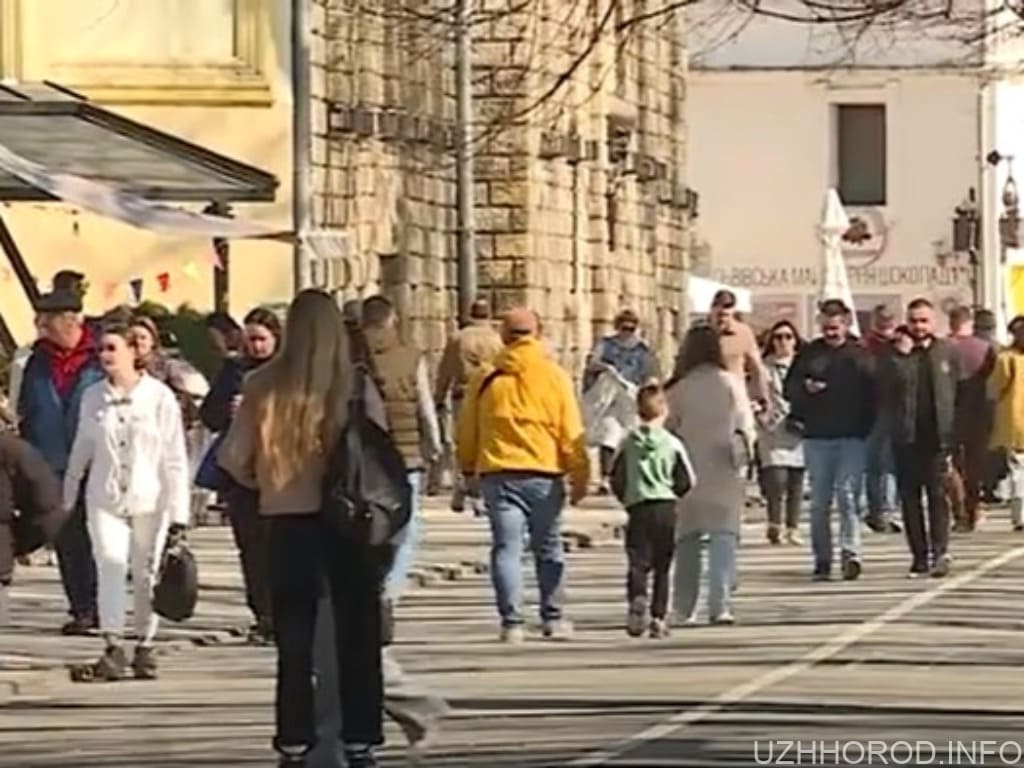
[131,315,211,525]
[63,323,190,681]
[666,325,755,625]
[199,306,282,644]
[219,289,382,768]
[757,320,805,546]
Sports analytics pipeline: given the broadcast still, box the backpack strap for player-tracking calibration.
[477,368,505,397]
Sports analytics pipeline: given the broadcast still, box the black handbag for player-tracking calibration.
[153,541,199,622]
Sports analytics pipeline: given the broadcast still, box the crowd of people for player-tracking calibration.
[3,265,1024,766]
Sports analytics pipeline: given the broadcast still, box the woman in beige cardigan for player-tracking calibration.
[218,289,383,768]
[666,325,755,625]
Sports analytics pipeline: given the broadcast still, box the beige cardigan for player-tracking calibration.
[218,373,331,517]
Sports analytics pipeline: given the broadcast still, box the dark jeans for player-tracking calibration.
[761,466,804,530]
[599,446,615,479]
[894,443,950,569]
[625,500,676,620]
[227,486,272,626]
[269,514,384,752]
[949,435,987,528]
[55,499,96,619]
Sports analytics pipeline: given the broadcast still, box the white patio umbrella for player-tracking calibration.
[819,188,860,336]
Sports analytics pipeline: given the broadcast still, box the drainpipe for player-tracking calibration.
[454,0,476,322]
[292,0,313,293]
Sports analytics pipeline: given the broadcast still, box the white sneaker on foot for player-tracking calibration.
[710,612,735,625]
[541,619,574,641]
[500,625,525,644]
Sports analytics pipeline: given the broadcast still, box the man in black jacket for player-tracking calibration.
[785,300,877,582]
[878,298,960,578]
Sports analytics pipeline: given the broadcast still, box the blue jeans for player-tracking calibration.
[865,426,897,523]
[673,531,736,621]
[804,438,866,571]
[482,473,565,627]
[384,471,421,601]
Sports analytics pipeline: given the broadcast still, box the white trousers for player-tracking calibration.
[87,508,169,645]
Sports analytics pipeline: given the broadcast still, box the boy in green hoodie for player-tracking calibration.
[610,384,696,638]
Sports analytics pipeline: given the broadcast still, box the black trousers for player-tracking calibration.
[625,500,677,620]
[226,486,272,626]
[761,466,805,530]
[55,498,96,619]
[894,443,950,569]
[269,514,384,751]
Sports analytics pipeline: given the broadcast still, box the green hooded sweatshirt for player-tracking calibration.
[610,423,696,509]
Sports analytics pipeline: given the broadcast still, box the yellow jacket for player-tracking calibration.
[456,336,589,494]
[988,347,1024,451]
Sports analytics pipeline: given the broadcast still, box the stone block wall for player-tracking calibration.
[312,0,690,373]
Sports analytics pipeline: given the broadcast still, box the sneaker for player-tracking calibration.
[499,625,525,644]
[626,598,647,638]
[931,554,952,579]
[450,487,466,513]
[842,559,862,582]
[541,619,574,641]
[131,644,158,680]
[676,613,699,628]
[710,612,735,626]
[865,516,888,534]
[812,566,831,582]
[61,613,98,637]
[908,564,928,579]
[766,524,781,545]
[276,744,308,767]
[888,519,904,534]
[648,618,670,639]
[784,529,803,546]
[1014,524,1024,533]
[344,745,378,768]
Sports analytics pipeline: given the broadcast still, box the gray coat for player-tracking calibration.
[666,365,755,536]
[756,356,804,469]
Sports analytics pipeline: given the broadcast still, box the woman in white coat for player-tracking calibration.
[64,323,190,682]
[666,324,755,625]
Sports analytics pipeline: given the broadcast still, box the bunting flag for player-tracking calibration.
[129,278,143,303]
[156,272,170,293]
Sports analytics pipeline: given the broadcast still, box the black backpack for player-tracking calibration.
[152,541,199,623]
[321,365,413,548]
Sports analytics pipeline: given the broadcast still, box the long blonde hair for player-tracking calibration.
[255,290,352,491]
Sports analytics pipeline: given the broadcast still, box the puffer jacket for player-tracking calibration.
[456,336,589,495]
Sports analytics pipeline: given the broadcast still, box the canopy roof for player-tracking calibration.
[0,81,277,203]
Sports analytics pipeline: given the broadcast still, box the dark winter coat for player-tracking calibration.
[0,433,66,583]
[878,338,961,451]
[784,338,877,440]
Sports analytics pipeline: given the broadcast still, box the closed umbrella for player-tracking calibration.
[819,188,860,336]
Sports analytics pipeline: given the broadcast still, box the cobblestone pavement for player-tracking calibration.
[2,500,1023,767]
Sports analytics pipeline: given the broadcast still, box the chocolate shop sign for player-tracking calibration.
[710,264,972,290]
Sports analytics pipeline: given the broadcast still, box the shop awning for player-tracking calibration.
[0,81,277,203]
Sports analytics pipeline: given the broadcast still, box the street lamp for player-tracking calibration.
[999,173,1020,249]
[952,188,981,306]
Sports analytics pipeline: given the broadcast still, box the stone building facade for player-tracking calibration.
[311,0,690,373]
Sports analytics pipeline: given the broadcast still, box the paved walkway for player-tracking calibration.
[2,501,1023,767]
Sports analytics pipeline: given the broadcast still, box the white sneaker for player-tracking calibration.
[541,619,574,641]
[710,612,735,626]
[500,625,525,644]
[784,529,803,546]
[677,613,699,628]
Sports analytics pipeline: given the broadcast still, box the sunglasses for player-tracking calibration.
[772,332,794,341]
[619,325,637,333]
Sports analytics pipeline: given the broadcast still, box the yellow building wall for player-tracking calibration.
[0,0,294,341]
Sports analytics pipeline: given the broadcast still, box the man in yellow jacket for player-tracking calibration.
[457,307,589,643]
[988,315,1024,532]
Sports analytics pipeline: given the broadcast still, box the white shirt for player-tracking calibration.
[63,374,190,525]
